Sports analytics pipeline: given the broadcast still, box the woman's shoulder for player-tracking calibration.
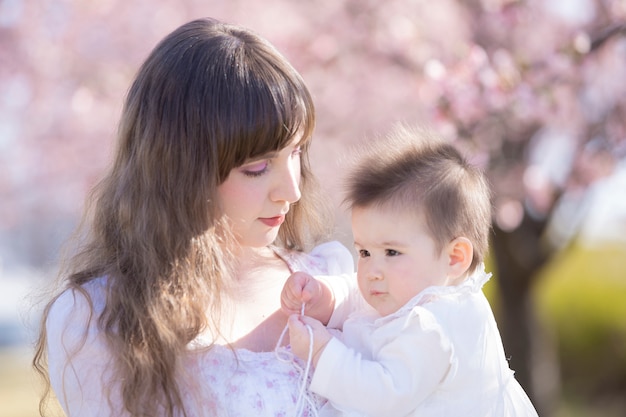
[46,278,111,388]
[272,240,354,275]
[47,277,108,329]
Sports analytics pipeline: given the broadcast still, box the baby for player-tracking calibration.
[281,125,538,416]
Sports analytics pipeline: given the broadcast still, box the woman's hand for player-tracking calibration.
[287,314,332,366]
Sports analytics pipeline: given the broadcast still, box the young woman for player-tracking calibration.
[33,17,353,417]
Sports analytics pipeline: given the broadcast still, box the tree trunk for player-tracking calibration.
[491,212,560,415]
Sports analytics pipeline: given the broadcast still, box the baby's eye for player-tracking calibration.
[241,160,269,177]
[358,249,370,258]
[385,249,401,257]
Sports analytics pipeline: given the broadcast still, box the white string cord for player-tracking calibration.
[275,303,319,417]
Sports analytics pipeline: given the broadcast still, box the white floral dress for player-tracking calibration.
[46,241,354,417]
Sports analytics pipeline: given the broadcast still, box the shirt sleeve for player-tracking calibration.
[46,286,126,417]
[308,240,354,276]
[310,308,453,417]
[308,241,364,329]
[317,273,367,330]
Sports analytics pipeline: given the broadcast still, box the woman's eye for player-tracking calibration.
[358,249,370,258]
[242,161,269,177]
[386,249,400,256]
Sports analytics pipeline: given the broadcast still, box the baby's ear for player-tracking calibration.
[446,237,473,279]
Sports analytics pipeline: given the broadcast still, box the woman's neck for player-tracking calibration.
[234,245,278,274]
[231,245,285,293]
[215,244,293,351]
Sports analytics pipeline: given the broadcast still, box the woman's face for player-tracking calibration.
[217,137,303,248]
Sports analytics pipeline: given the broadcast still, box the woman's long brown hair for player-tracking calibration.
[33,17,329,416]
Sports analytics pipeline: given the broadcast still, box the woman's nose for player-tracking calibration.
[271,157,301,204]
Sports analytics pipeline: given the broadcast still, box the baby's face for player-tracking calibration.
[352,205,451,317]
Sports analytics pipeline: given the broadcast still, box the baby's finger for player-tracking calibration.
[287,314,306,330]
[299,315,324,330]
[280,287,303,314]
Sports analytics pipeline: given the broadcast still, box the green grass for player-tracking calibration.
[0,348,64,417]
[535,242,626,398]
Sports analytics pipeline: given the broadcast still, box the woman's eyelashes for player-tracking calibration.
[240,145,302,178]
[241,160,269,177]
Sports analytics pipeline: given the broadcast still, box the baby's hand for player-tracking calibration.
[280,271,322,315]
[287,314,332,366]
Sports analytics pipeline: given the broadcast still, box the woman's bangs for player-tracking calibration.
[244,81,314,159]
[213,41,315,181]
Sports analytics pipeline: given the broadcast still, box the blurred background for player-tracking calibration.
[1,0,625,416]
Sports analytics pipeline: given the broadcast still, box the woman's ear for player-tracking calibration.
[446,237,473,279]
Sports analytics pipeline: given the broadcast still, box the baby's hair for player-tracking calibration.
[344,124,492,273]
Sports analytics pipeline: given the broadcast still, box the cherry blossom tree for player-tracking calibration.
[2,0,625,414]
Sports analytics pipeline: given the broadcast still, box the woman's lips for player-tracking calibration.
[259,215,285,227]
